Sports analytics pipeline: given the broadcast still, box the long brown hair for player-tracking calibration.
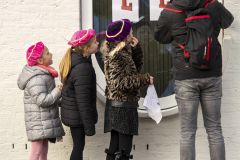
[59,36,96,85]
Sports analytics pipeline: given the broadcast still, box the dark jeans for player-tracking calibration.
[70,127,85,160]
[106,130,133,160]
[175,76,225,160]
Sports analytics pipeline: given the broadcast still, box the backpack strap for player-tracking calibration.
[164,8,185,13]
[205,0,215,8]
[178,43,190,58]
[162,4,189,59]
[163,3,185,13]
[185,15,210,22]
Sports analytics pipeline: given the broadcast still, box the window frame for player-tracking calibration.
[81,0,229,117]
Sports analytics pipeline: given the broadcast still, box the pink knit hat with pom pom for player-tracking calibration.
[26,42,44,66]
[68,29,95,47]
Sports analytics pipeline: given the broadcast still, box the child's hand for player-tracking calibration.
[130,37,138,48]
[57,85,62,91]
[150,76,154,85]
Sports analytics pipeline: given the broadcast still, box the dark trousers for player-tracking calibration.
[106,130,133,160]
[70,127,85,160]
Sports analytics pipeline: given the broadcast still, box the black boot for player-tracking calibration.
[114,150,123,160]
[105,149,114,157]
[124,154,133,159]
[114,149,133,160]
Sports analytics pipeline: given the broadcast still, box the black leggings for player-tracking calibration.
[106,130,133,160]
[70,127,85,160]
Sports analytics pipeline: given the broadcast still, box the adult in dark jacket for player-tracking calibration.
[59,29,99,160]
[154,0,234,160]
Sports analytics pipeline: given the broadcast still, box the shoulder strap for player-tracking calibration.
[205,0,215,8]
[163,3,185,13]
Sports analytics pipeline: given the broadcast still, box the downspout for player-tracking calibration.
[79,0,82,30]
[222,0,224,36]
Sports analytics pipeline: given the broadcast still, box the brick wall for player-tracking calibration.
[0,0,239,159]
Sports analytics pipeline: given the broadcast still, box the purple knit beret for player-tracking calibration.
[106,19,132,42]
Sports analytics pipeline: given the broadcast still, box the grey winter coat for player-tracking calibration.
[18,65,65,141]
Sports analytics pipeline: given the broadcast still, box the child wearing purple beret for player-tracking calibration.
[102,19,154,160]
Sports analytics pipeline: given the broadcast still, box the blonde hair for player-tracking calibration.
[59,36,96,85]
[101,41,126,57]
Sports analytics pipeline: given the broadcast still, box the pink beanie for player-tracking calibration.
[26,42,44,66]
[68,29,95,47]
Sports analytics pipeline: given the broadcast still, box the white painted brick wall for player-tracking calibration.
[0,0,239,159]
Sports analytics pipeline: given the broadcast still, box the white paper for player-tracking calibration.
[150,0,170,21]
[112,0,139,22]
[143,85,162,124]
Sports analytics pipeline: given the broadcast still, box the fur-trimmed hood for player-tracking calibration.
[103,41,132,58]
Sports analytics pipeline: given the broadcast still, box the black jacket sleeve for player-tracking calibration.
[73,64,95,136]
[217,1,234,29]
[154,9,173,44]
[131,44,144,74]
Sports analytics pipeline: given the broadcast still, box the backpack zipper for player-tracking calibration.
[206,37,210,61]
[203,46,207,59]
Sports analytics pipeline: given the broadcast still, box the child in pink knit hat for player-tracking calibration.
[26,41,59,78]
[59,29,99,160]
[18,42,65,160]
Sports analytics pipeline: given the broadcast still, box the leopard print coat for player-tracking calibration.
[104,42,150,102]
